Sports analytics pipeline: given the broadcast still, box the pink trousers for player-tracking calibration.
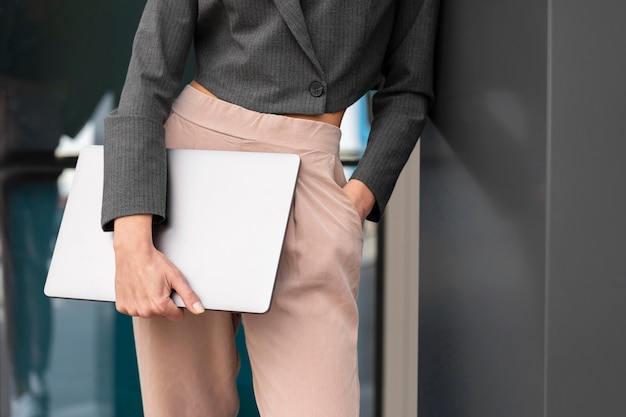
[132,86,364,417]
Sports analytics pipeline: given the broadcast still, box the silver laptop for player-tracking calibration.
[44,145,300,313]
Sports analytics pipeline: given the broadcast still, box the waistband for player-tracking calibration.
[172,85,342,156]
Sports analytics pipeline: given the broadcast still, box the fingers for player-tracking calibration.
[116,289,186,321]
[114,246,204,321]
[116,298,181,321]
[161,298,185,322]
[343,179,375,222]
[168,271,205,315]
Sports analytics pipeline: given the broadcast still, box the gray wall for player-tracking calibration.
[546,1,626,416]
[419,0,626,416]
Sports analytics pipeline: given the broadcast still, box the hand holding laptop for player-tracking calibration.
[44,146,300,314]
[113,214,205,321]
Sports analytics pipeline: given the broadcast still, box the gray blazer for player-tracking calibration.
[102,0,439,230]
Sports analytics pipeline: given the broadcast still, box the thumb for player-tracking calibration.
[169,272,205,315]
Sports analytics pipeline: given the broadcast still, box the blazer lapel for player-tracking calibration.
[272,0,325,76]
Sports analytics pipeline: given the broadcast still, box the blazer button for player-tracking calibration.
[309,81,325,97]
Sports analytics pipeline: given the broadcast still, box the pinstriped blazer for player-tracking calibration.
[102,0,439,230]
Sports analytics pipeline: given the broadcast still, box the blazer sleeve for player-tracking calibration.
[350,0,439,222]
[101,0,198,231]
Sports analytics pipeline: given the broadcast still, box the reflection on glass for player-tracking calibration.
[357,221,378,417]
[6,182,56,416]
[340,95,371,162]
[4,178,122,417]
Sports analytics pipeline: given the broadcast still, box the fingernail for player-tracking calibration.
[193,302,205,314]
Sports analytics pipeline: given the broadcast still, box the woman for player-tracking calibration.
[102,0,438,415]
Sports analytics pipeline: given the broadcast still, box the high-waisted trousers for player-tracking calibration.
[132,85,364,417]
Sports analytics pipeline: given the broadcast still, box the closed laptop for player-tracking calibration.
[44,145,300,313]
